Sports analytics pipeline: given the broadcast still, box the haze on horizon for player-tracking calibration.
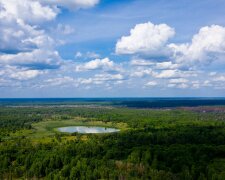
[1,0,225,97]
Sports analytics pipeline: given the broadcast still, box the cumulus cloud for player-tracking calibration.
[78,73,124,85]
[0,18,54,52]
[130,59,154,66]
[169,25,225,67]
[75,51,100,59]
[1,1,225,95]
[0,0,100,73]
[10,69,44,80]
[153,70,179,79]
[41,0,100,10]
[130,59,179,70]
[202,80,212,87]
[75,58,119,72]
[0,0,99,51]
[131,68,153,78]
[154,61,179,70]
[0,0,63,77]
[116,22,175,55]
[94,73,124,81]
[85,52,101,59]
[212,75,225,82]
[0,49,62,69]
[145,81,158,87]
[153,70,197,79]
[117,23,225,72]
[44,76,75,86]
[0,0,57,24]
[191,82,200,89]
[75,52,83,58]
[168,83,189,89]
[0,65,45,81]
[169,78,188,84]
[0,0,100,91]
[0,78,11,87]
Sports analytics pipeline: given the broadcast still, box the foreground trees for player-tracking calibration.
[0,106,225,179]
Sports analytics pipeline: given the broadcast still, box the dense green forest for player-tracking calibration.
[0,105,225,179]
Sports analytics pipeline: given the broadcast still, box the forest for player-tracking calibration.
[0,102,225,179]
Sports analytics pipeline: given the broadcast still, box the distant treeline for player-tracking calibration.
[114,99,225,108]
[1,98,225,108]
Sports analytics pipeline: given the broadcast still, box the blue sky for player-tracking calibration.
[0,0,225,97]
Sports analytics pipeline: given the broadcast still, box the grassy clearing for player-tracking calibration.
[28,117,128,141]
[6,116,128,143]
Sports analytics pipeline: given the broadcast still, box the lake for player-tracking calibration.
[57,126,120,134]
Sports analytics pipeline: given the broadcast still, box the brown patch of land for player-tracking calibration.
[179,106,225,113]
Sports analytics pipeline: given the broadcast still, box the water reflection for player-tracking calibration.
[58,126,120,134]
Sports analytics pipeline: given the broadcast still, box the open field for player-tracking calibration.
[31,118,128,138]
[6,116,128,144]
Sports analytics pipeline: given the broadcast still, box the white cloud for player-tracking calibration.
[117,23,225,72]
[168,83,189,89]
[0,65,44,81]
[75,51,100,59]
[153,70,179,78]
[78,78,93,85]
[0,0,99,78]
[169,78,188,83]
[94,73,124,81]
[0,0,99,52]
[78,73,124,85]
[1,1,225,95]
[130,68,153,78]
[155,61,179,70]
[0,78,10,86]
[192,83,200,89]
[10,69,43,80]
[0,0,58,72]
[145,81,158,87]
[0,0,100,92]
[116,22,175,55]
[0,65,46,81]
[0,49,62,69]
[202,80,212,87]
[130,59,154,66]
[0,19,54,52]
[86,52,101,59]
[41,0,100,10]
[130,59,179,71]
[0,0,57,24]
[169,25,225,67]
[75,58,118,72]
[75,52,83,58]
[212,75,225,82]
[153,70,196,79]
[177,83,189,89]
[45,76,75,86]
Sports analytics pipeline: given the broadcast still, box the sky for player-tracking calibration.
[1,0,225,97]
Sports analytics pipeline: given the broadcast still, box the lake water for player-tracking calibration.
[58,126,120,134]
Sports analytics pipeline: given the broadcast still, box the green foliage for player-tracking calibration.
[0,106,225,179]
